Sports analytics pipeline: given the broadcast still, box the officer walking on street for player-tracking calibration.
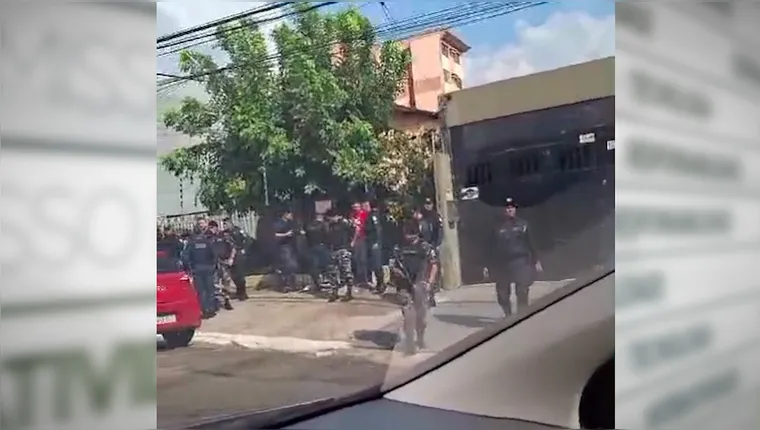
[391,221,439,356]
[325,209,355,302]
[489,198,542,317]
[184,223,220,319]
[208,221,234,311]
[414,199,443,306]
[223,217,249,301]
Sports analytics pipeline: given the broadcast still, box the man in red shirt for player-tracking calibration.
[350,200,369,286]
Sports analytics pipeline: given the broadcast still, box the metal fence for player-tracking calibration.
[157,211,259,237]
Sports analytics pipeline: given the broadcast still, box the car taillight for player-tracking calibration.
[180,274,190,282]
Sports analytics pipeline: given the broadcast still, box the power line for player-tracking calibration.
[157,2,338,52]
[379,2,394,23]
[158,2,371,57]
[157,2,290,44]
[157,2,546,82]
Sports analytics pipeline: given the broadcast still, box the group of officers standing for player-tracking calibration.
[158,217,250,319]
[271,198,443,303]
[157,195,543,355]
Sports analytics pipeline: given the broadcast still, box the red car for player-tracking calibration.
[157,250,202,348]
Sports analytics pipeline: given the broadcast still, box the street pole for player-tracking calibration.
[262,165,270,207]
[433,99,462,290]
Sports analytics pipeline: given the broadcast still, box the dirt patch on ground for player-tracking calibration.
[201,288,399,341]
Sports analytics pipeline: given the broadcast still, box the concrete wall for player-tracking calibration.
[443,57,615,127]
[390,109,438,131]
[156,125,207,216]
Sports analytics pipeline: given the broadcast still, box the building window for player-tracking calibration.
[452,51,460,64]
[451,73,462,89]
[444,70,451,82]
[441,43,450,57]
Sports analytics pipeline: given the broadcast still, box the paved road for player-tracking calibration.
[355,281,572,353]
[157,281,572,428]
[157,345,392,428]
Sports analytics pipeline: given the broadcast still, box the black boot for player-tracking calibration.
[375,282,386,295]
[236,285,248,301]
[341,285,354,301]
[328,288,339,302]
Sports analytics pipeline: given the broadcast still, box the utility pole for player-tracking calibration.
[433,96,462,290]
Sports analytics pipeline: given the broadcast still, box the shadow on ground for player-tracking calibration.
[353,329,399,350]
[432,313,501,329]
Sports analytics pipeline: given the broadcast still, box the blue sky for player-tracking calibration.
[157,1,614,90]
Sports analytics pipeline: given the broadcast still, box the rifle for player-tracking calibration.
[389,247,414,290]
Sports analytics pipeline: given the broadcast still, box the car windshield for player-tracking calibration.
[155,3,614,428]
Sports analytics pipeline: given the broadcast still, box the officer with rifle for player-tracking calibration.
[390,221,440,356]
[413,198,443,306]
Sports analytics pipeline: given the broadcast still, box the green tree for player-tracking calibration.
[160,3,410,213]
[372,127,436,221]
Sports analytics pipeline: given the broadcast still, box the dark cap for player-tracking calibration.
[208,220,219,228]
[505,197,517,208]
[424,197,434,205]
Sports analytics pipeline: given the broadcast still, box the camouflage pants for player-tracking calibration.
[214,263,234,305]
[327,249,353,296]
[393,274,429,354]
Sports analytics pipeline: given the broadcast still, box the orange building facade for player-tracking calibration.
[391,29,470,131]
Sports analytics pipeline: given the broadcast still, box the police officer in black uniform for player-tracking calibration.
[325,209,355,302]
[421,197,443,248]
[274,208,299,291]
[158,225,184,261]
[489,197,542,317]
[183,226,220,318]
[391,221,439,355]
[363,201,386,294]
[305,212,330,290]
[222,218,249,301]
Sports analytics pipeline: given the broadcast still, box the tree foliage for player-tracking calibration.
[160,3,411,213]
[372,128,436,221]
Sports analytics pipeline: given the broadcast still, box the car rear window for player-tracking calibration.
[158,254,183,273]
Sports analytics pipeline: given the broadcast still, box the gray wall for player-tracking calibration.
[157,125,207,216]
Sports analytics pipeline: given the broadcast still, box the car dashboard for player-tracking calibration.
[283,398,566,430]
[186,397,566,430]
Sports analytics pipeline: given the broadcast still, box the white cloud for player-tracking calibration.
[157,1,278,72]
[465,11,615,87]
[157,2,281,103]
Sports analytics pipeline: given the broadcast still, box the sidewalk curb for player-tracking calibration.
[192,331,355,355]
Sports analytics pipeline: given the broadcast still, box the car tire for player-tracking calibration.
[163,329,195,349]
